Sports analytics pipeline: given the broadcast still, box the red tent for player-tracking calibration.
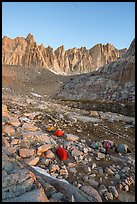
[53,129,64,137]
[56,147,68,160]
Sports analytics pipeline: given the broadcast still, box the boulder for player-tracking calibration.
[19,140,30,148]
[3,125,15,135]
[11,139,19,145]
[8,118,21,127]
[19,148,35,158]
[2,104,10,118]
[105,167,114,176]
[108,186,119,198]
[98,184,108,197]
[26,156,39,166]
[115,174,121,180]
[88,179,99,188]
[37,144,52,156]
[91,163,96,169]
[124,176,135,187]
[66,134,79,141]
[22,123,38,131]
[71,148,84,157]
[105,192,113,200]
[116,144,128,153]
[2,137,10,147]
[50,164,60,172]
[80,185,102,202]
[44,150,55,159]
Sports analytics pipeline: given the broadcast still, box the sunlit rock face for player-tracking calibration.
[57,39,135,103]
[2,33,127,74]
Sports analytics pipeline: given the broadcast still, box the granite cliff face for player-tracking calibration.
[57,39,135,103]
[2,33,127,74]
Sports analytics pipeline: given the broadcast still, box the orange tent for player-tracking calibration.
[47,126,56,132]
[53,129,64,137]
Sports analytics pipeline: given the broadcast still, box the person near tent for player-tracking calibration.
[105,142,109,155]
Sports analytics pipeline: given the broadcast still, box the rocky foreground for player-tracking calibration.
[2,93,135,202]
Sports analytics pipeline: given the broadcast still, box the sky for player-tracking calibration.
[2,2,135,50]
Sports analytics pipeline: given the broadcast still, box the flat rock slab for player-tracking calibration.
[22,123,38,131]
[99,111,135,123]
[2,188,49,202]
[74,115,101,123]
[19,148,35,158]
[65,112,101,123]
[2,169,36,200]
[25,156,40,166]
[19,130,51,144]
[2,152,21,174]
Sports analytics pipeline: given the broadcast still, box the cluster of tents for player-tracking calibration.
[47,127,68,160]
[46,126,132,161]
[91,140,132,154]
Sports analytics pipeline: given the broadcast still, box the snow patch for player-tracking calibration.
[32,166,69,184]
[48,68,59,75]
[31,92,43,98]
[37,71,41,75]
[48,68,67,75]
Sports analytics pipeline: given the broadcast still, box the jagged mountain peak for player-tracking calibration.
[26,33,35,40]
[2,33,128,74]
[123,38,135,58]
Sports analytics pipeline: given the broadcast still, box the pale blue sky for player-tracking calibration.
[2,2,135,50]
